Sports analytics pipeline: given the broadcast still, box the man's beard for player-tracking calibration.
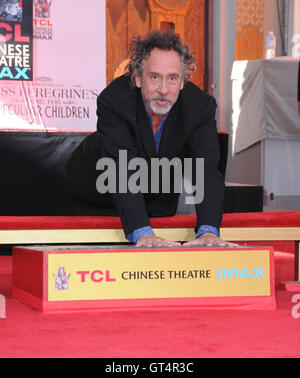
[147,95,174,115]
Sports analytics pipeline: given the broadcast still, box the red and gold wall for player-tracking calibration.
[235,0,264,60]
[106,0,266,87]
[106,0,206,89]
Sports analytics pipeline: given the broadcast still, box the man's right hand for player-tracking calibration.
[136,235,181,248]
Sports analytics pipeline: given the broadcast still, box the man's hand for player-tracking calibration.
[182,232,239,248]
[136,234,181,248]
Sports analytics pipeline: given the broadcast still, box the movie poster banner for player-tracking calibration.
[0,0,106,130]
[0,0,33,81]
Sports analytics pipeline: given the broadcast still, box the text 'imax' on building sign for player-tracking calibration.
[0,0,33,81]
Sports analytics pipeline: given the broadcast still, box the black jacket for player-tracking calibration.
[66,75,224,237]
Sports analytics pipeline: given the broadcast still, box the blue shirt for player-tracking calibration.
[127,105,219,243]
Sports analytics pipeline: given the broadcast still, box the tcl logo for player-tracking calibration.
[76,270,116,283]
[0,23,29,42]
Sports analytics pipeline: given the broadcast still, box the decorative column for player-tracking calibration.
[235,0,264,60]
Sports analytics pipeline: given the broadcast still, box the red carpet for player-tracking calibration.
[0,210,299,229]
[0,252,300,358]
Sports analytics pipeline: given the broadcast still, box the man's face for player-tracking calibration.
[135,48,184,116]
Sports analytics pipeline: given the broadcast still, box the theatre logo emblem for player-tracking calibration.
[52,267,71,290]
[33,0,53,40]
[34,0,53,18]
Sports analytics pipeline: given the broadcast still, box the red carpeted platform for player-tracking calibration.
[0,253,299,358]
[0,210,298,357]
[0,211,300,266]
[1,211,300,280]
[0,210,299,229]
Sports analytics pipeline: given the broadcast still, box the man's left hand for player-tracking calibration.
[182,232,239,248]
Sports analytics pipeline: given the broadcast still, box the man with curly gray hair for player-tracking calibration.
[126,30,195,87]
[66,30,234,248]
